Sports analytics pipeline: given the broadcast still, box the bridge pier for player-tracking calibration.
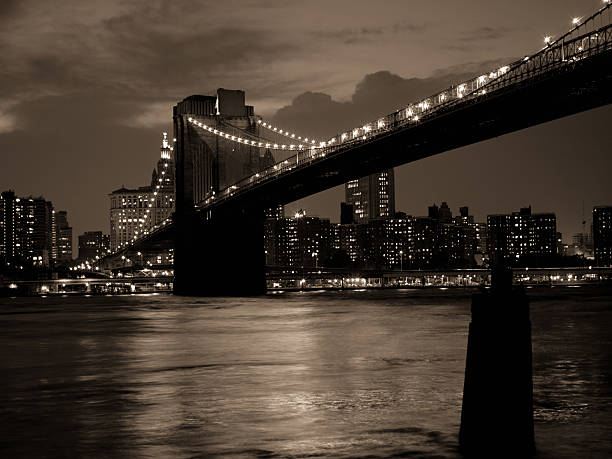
[459,267,534,456]
[174,207,266,296]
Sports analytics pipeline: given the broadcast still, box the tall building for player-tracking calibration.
[263,211,332,268]
[264,217,297,266]
[295,213,331,268]
[345,169,395,222]
[55,210,73,263]
[154,132,175,194]
[109,133,175,251]
[338,223,361,263]
[487,206,556,265]
[593,206,612,266]
[78,231,110,261]
[413,216,437,268]
[473,222,488,265]
[264,205,284,219]
[0,191,57,267]
[363,216,413,269]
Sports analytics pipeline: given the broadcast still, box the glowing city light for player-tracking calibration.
[257,118,320,143]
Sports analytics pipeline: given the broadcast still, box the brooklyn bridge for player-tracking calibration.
[103,3,612,295]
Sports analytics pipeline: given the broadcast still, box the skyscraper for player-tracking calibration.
[593,206,612,266]
[55,210,73,263]
[109,133,175,251]
[345,169,395,222]
[0,191,57,267]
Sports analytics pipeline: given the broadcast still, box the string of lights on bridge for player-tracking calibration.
[256,120,319,145]
[187,117,318,151]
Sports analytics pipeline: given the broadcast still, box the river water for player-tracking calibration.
[1,287,611,458]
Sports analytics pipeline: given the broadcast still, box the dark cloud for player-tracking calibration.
[312,27,384,44]
[272,62,508,138]
[311,22,425,45]
[0,0,20,17]
[459,26,516,42]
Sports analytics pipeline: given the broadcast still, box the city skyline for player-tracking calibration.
[0,0,610,243]
[1,4,612,456]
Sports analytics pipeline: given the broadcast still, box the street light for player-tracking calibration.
[399,250,404,271]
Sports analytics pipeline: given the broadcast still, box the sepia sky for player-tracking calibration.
[0,0,611,243]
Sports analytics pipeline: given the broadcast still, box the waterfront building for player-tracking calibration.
[55,210,72,263]
[0,190,58,267]
[345,169,395,222]
[264,211,332,268]
[363,216,413,269]
[338,223,361,263]
[473,222,488,265]
[296,213,331,268]
[264,217,298,266]
[593,206,612,266]
[413,216,437,268]
[487,206,557,265]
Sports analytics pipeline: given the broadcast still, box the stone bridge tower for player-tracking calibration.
[173,89,271,295]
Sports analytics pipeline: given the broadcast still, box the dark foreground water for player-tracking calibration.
[1,287,611,458]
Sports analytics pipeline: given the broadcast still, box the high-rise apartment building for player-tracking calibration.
[345,169,395,222]
[296,214,331,268]
[363,216,413,269]
[487,206,556,265]
[264,217,297,266]
[109,133,175,251]
[264,211,332,268]
[55,210,73,263]
[593,206,612,266]
[0,191,58,267]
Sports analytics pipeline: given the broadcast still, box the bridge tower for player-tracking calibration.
[173,91,270,295]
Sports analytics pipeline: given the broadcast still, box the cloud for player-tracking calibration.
[0,0,20,17]
[0,0,304,114]
[311,26,384,45]
[309,21,425,45]
[0,100,20,134]
[458,26,520,43]
[123,101,175,128]
[0,113,17,134]
[441,26,524,53]
[271,60,511,139]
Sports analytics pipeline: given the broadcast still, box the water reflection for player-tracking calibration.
[0,289,611,458]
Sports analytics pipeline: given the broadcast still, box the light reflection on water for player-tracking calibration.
[0,288,611,458]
